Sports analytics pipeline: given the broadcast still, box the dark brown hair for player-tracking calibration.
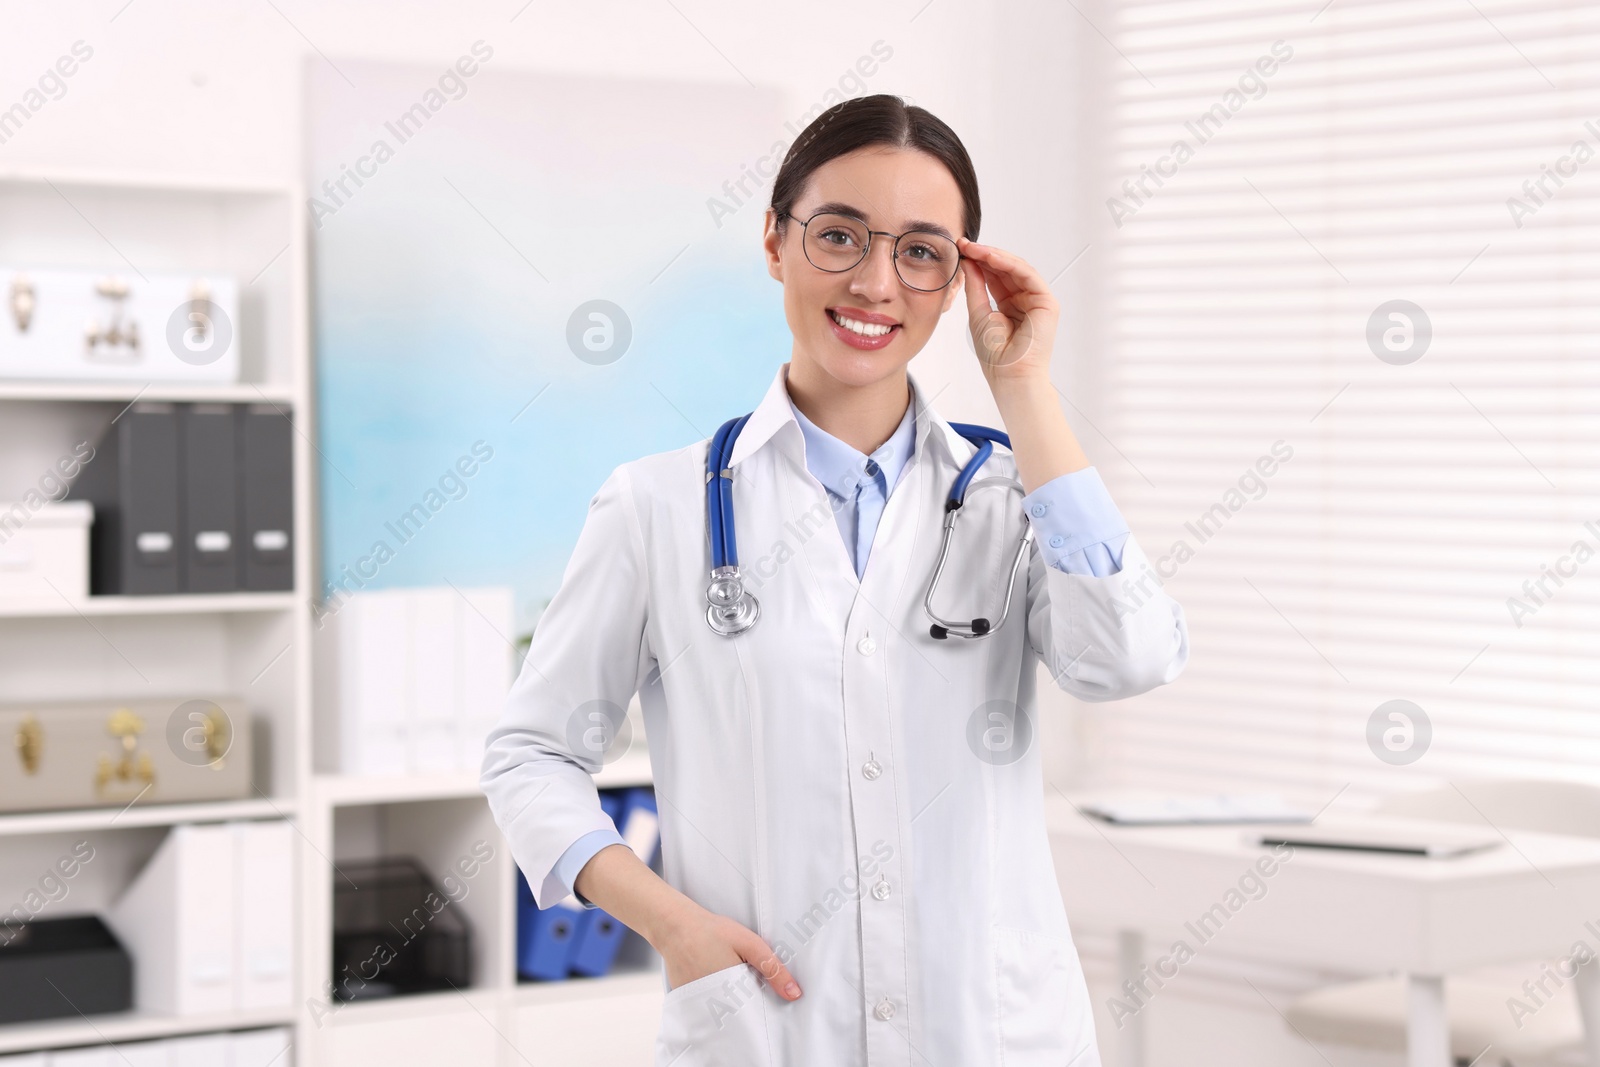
[770,94,981,242]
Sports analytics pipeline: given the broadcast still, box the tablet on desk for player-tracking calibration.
[1077,793,1314,826]
[1252,821,1501,858]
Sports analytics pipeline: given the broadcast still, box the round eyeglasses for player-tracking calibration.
[779,210,962,292]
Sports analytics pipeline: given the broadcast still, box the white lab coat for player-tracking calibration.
[481,362,1189,1067]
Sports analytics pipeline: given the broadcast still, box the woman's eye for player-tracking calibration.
[905,242,941,261]
[820,229,857,247]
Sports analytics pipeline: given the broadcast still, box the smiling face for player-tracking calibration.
[763,145,968,390]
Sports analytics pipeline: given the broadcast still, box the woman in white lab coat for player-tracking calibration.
[481,93,1189,1066]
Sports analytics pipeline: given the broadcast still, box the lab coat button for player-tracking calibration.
[872,879,891,900]
[856,635,876,655]
[862,760,882,780]
[1049,534,1065,549]
[874,997,895,1021]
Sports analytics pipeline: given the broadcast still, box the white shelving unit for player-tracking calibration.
[297,721,661,1067]
[0,591,298,618]
[0,167,662,1066]
[0,382,296,403]
[0,167,312,1058]
[0,1006,296,1058]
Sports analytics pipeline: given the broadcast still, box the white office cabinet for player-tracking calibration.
[318,994,499,1067]
[101,1045,164,1067]
[229,1028,292,1067]
[42,1050,110,1067]
[511,976,665,1066]
[164,1033,230,1067]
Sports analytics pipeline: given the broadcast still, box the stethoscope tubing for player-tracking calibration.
[706,411,1026,639]
[706,412,751,570]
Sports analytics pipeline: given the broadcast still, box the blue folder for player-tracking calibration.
[516,788,660,981]
[619,787,659,866]
[515,867,581,981]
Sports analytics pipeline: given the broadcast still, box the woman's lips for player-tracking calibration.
[826,308,902,351]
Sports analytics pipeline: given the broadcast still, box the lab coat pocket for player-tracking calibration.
[655,960,772,1067]
[994,926,1101,1066]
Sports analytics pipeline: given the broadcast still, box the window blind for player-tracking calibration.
[1085,0,1600,806]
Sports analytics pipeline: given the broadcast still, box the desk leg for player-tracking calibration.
[1405,973,1449,1067]
[1117,929,1146,1067]
[1575,958,1600,1067]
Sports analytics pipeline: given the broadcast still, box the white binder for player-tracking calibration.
[233,820,293,1010]
[455,585,514,772]
[318,586,515,775]
[318,590,408,775]
[409,587,460,773]
[106,823,236,1015]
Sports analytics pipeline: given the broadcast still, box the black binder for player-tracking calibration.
[181,403,240,593]
[70,402,181,595]
[238,404,295,591]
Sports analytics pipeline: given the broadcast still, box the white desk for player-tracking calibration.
[1047,795,1600,1067]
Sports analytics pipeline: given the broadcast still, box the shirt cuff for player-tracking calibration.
[552,828,628,910]
[1019,467,1131,578]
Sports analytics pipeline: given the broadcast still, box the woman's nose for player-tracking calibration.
[849,236,900,299]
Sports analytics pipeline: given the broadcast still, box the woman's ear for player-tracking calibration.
[763,210,785,282]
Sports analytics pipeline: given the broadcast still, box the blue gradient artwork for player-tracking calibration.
[307,55,788,633]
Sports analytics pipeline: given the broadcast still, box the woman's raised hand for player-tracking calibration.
[958,236,1061,385]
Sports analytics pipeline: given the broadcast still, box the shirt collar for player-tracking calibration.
[788,380,916,499]
[727,361,970,474]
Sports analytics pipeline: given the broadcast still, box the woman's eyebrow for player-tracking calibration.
[808,201,957,242]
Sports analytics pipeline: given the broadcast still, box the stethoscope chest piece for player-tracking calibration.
[706,565,759,636]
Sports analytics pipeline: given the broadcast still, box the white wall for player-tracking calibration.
[0,0,1096,424]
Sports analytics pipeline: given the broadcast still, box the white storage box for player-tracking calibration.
[0,499,92,606]
[1,266,240,382]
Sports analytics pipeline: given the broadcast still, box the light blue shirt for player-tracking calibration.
[551,386,1134,908]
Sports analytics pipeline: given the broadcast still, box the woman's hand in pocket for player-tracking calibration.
[658,903,802,1002]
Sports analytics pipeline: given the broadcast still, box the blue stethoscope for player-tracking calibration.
[704,414,1034,640]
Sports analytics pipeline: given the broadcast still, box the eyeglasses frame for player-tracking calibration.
[777,209,964,293]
